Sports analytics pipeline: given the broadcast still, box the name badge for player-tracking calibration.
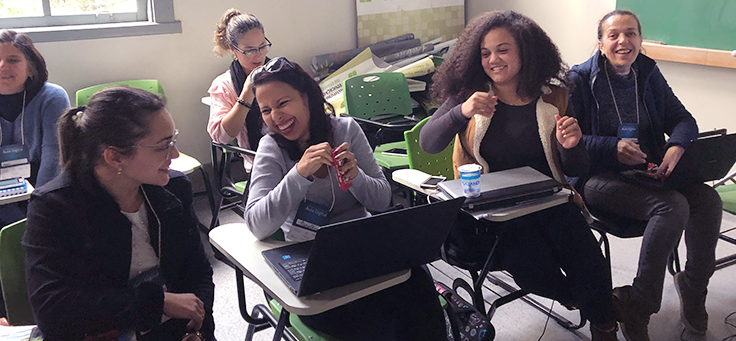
[0,144,31,180]
[618,123,639,143]
[293,199,331,232]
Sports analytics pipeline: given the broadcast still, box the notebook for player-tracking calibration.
[438,166,564,211]
[262,197,465,297]
[619,132,736,190]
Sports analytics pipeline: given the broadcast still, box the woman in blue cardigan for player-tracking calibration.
[568,10,722,341]
[0,29,69,324]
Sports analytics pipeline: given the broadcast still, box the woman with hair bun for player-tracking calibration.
[24,87,215,340]
[207,8,271,167]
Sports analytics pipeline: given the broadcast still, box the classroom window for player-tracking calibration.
[0,0,180,43]
[0,0,146,28]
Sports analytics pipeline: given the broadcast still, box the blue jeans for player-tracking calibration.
[583,173,722,314]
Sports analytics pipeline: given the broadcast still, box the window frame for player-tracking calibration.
[1,0,181,43]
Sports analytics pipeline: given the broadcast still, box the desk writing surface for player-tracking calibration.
[209,223,411,316]
[392,168,571,222]
[0,182,34,206]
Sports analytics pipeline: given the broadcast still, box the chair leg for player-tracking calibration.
[198,166,216,232]
[209,195,224,231]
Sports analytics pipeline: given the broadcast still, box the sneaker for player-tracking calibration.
[612,286,651,341]
[674,272,708,335]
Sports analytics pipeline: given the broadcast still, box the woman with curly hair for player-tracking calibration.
[420,11,618,340]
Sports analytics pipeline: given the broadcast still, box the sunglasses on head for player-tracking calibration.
[250,57,296,82]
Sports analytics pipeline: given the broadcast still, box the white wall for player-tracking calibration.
[35,0,358,162]
[466,0,736,136]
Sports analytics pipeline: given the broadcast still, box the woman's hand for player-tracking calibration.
[460,92,497,118]
[654,145,685,179]
[296,142,334,178]
[616,140,647,165]
[238,72,256,106]
[163,292,205,331]
[555,115,582,149]
[332,142,359,180]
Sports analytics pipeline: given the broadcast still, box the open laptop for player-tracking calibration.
[262,197,465,297]
[620,132,736,190]
[438,166,564,211]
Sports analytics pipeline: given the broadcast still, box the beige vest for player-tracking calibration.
[451,85,591,221]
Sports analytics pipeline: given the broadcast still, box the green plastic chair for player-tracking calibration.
[0,219,34,326]
[404,117,455,180]
[343,72,418,171]
[712,170,736,269]
[75,80,215,231]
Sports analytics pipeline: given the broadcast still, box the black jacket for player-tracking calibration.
[24,170,215,340]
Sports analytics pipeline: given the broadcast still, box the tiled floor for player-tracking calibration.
[194,194,736,341]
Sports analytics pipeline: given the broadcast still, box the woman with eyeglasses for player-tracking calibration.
[244,57,446,340]
[24,87,215,341]
[208,8,271,168]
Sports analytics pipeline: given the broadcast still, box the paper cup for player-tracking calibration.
[458,164,482,197]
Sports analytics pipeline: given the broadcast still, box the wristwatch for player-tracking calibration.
[236,98,252,109]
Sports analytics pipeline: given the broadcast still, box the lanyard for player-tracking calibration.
[0,90,26,146]
[604,62,639,125]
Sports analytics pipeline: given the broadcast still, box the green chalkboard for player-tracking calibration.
[616,0,736,51]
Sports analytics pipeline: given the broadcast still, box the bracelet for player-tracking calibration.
[236,98,252,109]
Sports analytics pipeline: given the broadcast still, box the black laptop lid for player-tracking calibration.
[297,197,465,296]
[670,132,736,184]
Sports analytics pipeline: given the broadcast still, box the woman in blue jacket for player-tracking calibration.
[568,10,722,341]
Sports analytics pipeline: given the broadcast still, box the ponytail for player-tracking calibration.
[58,106,89,176]
[212,8,263,57]
[57,87,165,177]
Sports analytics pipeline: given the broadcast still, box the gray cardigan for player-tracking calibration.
[245,116,391,241]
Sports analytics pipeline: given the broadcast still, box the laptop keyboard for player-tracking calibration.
[279,258,307,281]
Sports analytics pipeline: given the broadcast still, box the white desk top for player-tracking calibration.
[0,181,34,206]
[209,223,411,316]
[392,168,571,222]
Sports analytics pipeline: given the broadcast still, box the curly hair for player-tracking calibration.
[431,10,567,103]
[213,8,263,57]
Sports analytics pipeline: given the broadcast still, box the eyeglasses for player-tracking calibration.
[250,57,296,82]
[135,129,178,159]
[231,38,272,57]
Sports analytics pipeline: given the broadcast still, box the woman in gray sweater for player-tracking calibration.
[243,57,446,340]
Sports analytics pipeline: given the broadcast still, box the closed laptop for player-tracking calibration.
[438,166,563,211]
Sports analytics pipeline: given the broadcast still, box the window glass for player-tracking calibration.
[0,0,43,18]
[50,0,138,16]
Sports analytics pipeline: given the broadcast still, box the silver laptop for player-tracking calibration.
[438,166,563,211]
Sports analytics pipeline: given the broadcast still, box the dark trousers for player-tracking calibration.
[584,173,721,314]
[453,202,614,324]
[299,265,446,341]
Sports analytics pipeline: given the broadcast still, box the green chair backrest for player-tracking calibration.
[76,79,165,106]
[404,117,455,180]
[342,72,413,120]
[715,183,736,215]
[0,219,34,326]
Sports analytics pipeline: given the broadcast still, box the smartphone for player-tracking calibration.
[381,148,407,156]
[420,176,446,189]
